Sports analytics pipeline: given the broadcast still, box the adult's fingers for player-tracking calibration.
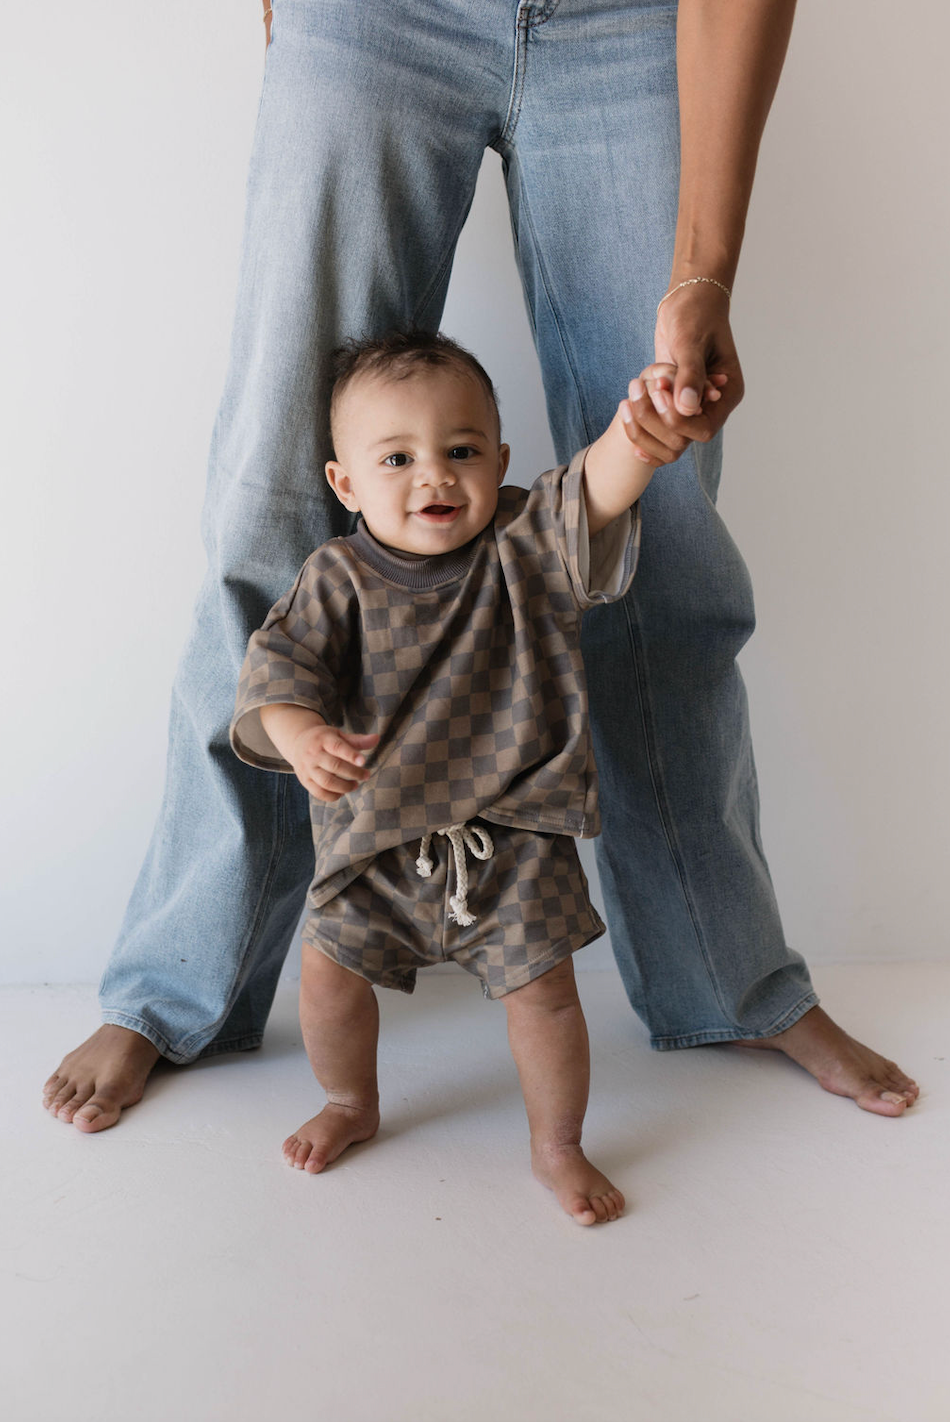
[654,289,744,439]
[670,356,708,418]
[639,366,726,419]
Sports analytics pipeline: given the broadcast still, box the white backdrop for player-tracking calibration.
[2,2,948,984]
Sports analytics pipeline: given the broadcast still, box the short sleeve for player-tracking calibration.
[230,547,356,771]
[501,449,641,611]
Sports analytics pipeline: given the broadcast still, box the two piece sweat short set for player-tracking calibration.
[231,452,640,999]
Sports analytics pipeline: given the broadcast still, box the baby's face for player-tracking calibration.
[326,366,509,557]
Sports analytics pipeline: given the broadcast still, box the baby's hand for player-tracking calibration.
[290,724,381,803]
[620,363,728,467]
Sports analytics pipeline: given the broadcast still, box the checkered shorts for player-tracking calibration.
[301,821,605,999]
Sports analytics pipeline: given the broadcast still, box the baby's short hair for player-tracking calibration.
[327,329,500,450]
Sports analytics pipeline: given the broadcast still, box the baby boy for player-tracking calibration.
[230,330,721,1224]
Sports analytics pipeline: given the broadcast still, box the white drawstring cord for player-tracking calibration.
[415,822,494,926]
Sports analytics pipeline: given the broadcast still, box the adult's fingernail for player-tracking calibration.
[680,388,699,411]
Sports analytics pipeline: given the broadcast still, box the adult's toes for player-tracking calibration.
[73,1097,121,1132]
[860,1088,908,1116]
[46,1084,75,1115]
[42,1074,64,1103]
[55,1092,86,1122]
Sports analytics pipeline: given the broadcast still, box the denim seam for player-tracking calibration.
[193,1033,264,1061]
[526,0,561,25]
[175,773,292,1059]
[99,1010,265,1065]
[648,989,820,1052]
[498,7,530,149]
[620,591,733,1025]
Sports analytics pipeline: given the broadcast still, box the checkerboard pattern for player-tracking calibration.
[231,452,640,908]
[301,821,605,999]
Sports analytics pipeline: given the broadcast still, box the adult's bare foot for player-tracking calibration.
[734,1005,919,1116]
[43,1025,161,1132]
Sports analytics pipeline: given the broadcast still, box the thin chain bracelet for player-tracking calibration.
[656,276,732,315]
[263,5,273,21]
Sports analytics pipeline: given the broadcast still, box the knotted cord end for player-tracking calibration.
[449,895,477,928]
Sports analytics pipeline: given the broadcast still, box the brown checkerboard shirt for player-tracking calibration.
[231,448,640,909]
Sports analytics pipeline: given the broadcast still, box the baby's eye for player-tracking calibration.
[382,452,411,468]
[449,446,477,460]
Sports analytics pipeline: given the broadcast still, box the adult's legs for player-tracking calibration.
[501,1,917,1113]
[497,0,814,1047]
[92,0,514,1064]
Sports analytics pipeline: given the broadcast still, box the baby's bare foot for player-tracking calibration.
[283,1102,380,1174]
[734,1006,919,1117]
[43,1025,161,1132]
[531,1143,625,1225]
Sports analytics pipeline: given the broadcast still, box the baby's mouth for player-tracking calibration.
[416,503,462,522]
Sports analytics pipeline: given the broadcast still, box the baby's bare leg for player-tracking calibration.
[284,945,381,1173]
[503,958,624,1226]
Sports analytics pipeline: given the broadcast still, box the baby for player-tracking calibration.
[230,330,721,1224]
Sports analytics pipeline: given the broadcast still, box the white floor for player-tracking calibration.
[4,963,949,1422]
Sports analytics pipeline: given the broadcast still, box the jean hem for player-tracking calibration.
[648,989,820,1052]
[100,1009,264,1066]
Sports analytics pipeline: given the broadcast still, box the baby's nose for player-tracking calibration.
[417,461,457,486]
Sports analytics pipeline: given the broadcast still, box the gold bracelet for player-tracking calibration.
[656,277,732,314]
[263,5,273,21]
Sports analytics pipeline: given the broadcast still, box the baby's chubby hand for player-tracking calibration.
[290,724,381,803]
[620,362,728,468]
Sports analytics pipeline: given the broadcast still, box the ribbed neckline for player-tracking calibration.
[347,519,482,590]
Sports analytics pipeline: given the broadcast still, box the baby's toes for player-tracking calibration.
[602,1190,625,1222]
[282,1134,308,1168]
[570,1196,598,1226]
[588,1194,611,1224]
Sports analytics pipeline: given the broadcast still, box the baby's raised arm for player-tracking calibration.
[582,363,727,536]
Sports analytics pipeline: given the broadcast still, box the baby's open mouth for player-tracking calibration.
[417,504,461,520]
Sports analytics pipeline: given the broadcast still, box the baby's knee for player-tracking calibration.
[301,943,372,1005]
[505,958,579,1015]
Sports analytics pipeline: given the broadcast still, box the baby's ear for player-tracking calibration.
[325,461,360,511]
[497,444,511,483]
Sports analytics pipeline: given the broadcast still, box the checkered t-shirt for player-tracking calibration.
[231,448,640,909]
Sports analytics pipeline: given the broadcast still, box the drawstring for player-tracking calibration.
[415,822,494,926]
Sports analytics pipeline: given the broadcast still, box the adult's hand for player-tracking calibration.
[651,282,745,443]
[263,1,273,48]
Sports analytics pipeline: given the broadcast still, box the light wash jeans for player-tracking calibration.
[101,0,817,1062]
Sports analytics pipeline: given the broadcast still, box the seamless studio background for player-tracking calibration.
[2,1,948,986]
